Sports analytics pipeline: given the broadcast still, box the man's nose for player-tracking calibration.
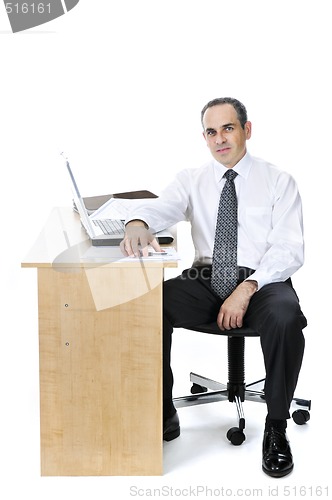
[215,131,226,144]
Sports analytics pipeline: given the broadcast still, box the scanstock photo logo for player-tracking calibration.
[4,0,79,32]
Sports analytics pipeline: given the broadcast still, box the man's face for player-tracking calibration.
[202,104,251,168]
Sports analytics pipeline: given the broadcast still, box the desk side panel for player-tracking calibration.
[37,267,163,476]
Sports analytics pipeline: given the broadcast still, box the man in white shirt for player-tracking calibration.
[120,97,307,478]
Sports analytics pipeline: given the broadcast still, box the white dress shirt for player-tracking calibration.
[126,152,304,290]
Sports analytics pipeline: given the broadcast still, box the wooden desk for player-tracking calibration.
[22,207,177,476]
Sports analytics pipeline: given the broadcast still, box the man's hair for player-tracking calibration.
[201,97,248,129]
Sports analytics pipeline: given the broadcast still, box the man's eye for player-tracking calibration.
[207,130,216,136]
[225,126,234,131]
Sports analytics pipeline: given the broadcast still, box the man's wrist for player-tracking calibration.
[242,279,258,296]
[125,219,149,229]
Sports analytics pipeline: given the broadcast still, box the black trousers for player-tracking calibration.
[163,266,307,421]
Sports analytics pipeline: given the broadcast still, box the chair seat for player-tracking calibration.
[186,322,259,337]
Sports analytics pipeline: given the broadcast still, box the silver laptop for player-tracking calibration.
[62,154,173,247]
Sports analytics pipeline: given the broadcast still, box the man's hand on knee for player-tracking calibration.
[217,280,258,330]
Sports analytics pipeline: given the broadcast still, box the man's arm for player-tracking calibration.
[120,170,191,257]
[243,173,304,290]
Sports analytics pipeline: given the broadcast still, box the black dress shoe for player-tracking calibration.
[262,426,294,477]
[163,411,180,441]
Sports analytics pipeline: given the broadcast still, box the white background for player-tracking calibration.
[1,1,330,498]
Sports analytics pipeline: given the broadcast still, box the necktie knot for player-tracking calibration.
[224,169,238,182]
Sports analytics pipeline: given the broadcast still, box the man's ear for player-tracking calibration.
[245,121,252,140]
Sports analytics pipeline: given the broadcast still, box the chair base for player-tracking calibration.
[173,373,311,445]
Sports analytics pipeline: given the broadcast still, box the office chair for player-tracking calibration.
[173,323,311,445]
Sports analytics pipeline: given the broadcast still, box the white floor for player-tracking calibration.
[1,380,327,500]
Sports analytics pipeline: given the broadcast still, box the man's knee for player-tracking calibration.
[260,298,306,341]
[255,282,307,332]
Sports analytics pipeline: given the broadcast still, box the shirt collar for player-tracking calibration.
[213,151,252,183]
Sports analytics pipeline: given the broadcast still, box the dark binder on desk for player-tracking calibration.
[82,190,157,214]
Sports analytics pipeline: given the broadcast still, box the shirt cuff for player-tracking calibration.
[245,271,270,291]
[125,216,150,228]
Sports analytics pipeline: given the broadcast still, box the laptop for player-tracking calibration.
[62,154,174,246]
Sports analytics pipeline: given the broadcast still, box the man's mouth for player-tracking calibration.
[216,147,231,154]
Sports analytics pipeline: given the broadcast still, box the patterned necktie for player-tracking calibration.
[211,169,238,300]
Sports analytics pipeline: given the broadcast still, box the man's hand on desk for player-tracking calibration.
[120,220,162,257]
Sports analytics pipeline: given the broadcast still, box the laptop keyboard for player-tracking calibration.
[92,219,125,235]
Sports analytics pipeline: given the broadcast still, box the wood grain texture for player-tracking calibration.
[38,266,163,475]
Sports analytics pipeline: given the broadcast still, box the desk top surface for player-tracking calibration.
[21,207,177,269]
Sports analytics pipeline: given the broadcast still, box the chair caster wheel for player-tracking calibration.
[191,383,208,394]
[292,409,310,425]
[226,427,246,446]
